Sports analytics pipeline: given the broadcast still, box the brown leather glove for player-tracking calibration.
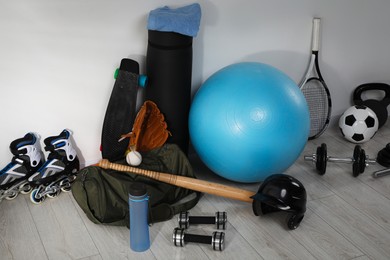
[121,100,170,153]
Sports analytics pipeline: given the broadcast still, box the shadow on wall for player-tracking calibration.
[192,0,219,97]
[241,50,350,118]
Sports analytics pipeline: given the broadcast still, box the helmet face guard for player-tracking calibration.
[251,174,307,230]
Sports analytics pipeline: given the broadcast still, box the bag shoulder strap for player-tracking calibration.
[149,191,202,223]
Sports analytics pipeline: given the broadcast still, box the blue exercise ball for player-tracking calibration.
[189,62,309,183]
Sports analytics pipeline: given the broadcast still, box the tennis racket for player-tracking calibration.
[299,18,332,140]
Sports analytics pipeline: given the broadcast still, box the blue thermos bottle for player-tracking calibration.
[129,182,150,252]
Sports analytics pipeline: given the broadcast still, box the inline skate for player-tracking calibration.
[0,132,44,202]
[29,129,80,204]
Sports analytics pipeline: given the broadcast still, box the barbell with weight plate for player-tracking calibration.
[304,143,376,177]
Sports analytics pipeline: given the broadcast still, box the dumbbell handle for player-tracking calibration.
[372,168,390,178]
[173,228,225,251]
[184,233,212,245]
[327,156,354,164]
[189,216,216,224]
[179,211,227,229]
[304,155,353,164]
[329,156,376,165]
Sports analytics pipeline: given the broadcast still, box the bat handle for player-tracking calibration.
[99,159,160,180]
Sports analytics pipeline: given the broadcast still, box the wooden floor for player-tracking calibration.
[1,124,390,260]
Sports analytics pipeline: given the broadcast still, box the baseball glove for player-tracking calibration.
[120,100,170,153]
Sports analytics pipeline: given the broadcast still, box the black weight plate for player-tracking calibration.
[316,143,327,175]
[376,143,390,167]
[352,161,360,177]
[377,152,390,167]
[359,149,366,173]
[352,145,362,177]
[315,146,321,171]
[353,145,361,162]
[378,149,390,160]
[377,147,390,160]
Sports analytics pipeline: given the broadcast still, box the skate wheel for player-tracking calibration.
[47,189,61,199]
[61,185,72,192]
[59,178,72,192]
[19,183,33,195]
[30,188,45,204]
[69,175,77,182]
[5,191,18,200]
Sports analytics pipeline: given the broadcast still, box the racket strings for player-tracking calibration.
[302,80,329,137]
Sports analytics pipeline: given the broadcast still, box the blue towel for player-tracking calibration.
[147,3,201,37]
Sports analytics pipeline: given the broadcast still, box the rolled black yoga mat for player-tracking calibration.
[145,30,193,154]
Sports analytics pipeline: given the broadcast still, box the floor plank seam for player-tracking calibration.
[68,193,103,259]
[23,195,50,260]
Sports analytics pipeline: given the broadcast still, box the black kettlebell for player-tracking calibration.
[353,83,390,129]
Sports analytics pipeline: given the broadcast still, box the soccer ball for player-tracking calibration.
[339,105,378,143]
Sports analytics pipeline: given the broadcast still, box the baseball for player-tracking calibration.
[126,150,142,166]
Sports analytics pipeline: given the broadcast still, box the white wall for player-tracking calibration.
[1,0,390,167]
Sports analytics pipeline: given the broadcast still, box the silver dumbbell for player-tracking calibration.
[173,227,225,251]
[178,211,227,230]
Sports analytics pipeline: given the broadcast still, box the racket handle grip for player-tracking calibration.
[312,18,321,52]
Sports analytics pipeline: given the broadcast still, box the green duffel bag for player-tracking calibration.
[71,144,202,227]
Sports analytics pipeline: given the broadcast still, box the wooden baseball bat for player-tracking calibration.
[98,159,255,203]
